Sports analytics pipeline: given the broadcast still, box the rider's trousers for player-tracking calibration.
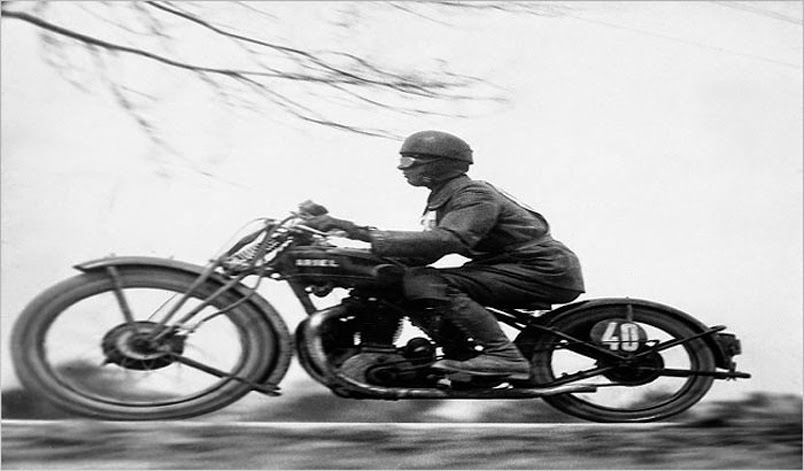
[400,265,582,361]
[402,264,582,308]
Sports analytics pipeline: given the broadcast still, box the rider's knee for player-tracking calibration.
[403,267,451,306]
[403,267,478,311]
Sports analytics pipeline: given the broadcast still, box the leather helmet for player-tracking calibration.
[399,130,473,163]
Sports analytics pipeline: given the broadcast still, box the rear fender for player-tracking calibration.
[524,297,734,369]
[75,256,293,386]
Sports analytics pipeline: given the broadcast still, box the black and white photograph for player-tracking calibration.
[1,1,801,469]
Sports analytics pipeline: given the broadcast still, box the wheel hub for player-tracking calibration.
[598,352,665,386]
[101,321,185,370]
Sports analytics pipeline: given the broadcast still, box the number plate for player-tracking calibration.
[590,319,648,352]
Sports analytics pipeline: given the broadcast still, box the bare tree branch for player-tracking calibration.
[1,1,523,168]
[4,10,314,81]
[143,1,465,98]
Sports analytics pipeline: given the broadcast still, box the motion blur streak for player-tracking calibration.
[2,419,674,429]
[2,394,801,470]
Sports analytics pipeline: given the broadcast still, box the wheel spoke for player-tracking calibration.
[147,292,182,321]
[167,353,237,381]
[168,353,279,395]
[106,266,135,324]
[631,325,725,360]
[560,341,622,362]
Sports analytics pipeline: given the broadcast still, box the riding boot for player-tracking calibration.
[431,294,531,381]
[409,308,476,361]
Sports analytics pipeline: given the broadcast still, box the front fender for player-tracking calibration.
[75,256,293,386]
[76,255,214,275]
[527,297,733,370]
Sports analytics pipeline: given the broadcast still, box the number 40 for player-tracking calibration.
[601,322,642,352]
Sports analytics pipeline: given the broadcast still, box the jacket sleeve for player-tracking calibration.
[369,184,502,261]
[369,229,465,262]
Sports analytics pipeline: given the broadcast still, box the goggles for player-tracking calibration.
[398,154,439,169]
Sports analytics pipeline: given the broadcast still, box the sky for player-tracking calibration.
[1,1,802,403]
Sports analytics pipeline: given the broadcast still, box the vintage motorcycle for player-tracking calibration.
[11,202,750,423]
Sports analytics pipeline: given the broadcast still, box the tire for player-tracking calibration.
[11,267,286,420]
[521,303,715,422]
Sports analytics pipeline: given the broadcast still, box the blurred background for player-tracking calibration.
[1,1,802,423]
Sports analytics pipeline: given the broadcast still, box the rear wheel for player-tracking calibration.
[11,267,286,420]
[519,304,715,422]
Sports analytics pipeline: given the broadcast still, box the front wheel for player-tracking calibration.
[11,267,287,420]
[519,303,716,422]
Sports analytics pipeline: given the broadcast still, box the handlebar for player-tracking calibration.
[219,202,347,273]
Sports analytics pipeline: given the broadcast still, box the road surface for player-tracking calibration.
[2,419,801,469]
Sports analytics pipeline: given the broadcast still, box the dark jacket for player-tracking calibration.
[370,175,585,292]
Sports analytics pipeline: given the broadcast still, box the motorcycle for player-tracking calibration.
[11,202,750,423]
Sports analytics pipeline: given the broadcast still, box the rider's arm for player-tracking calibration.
[369,229,464,259]
[369,185,502,259]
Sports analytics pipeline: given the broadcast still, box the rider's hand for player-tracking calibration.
[298,200,328,217]
[303,215,372,242]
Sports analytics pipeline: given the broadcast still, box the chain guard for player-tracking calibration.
[339,352,432,387]
[338,335,439,388]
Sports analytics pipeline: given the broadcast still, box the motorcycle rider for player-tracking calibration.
[305,130,584,381]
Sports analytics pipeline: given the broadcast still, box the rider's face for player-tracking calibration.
[398,154,440,187]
